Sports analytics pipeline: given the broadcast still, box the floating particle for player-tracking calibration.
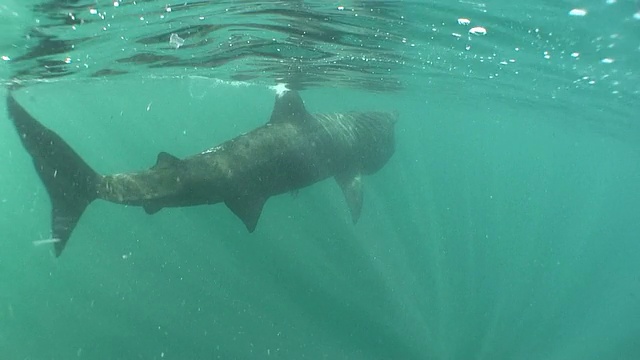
[170,33,185,49]
[601,58,615,64]
[458,18,470,25]
[634,12,640,20]
[1,55,10,61]
[89,8,98,15]
[113,1,119,6]
[571,52,580,58]
[337,5,344,10]
[469,26,487,35]
[569,9,587,16]
[452,32,462,38]
[33,238,61,246]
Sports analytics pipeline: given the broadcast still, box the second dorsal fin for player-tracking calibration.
[152,151,180,170]
[269,91,311,124]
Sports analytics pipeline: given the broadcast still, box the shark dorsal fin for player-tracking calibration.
[269,91,311,124]
[152,152,180,170]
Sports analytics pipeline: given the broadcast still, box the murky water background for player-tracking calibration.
[1,1,639,359]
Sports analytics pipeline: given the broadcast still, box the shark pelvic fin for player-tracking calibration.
[7,93,100,257]
[143,203,163,215]
[335,173,363,223]
[152,151,180,170]
[269,91,311,124]
[225,195,268,232]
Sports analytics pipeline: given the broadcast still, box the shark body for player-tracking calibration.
[7,91,397,256]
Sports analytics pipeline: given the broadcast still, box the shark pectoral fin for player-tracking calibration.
[152,151,180,170]
[335,173,363,223]
[225,195,268,232]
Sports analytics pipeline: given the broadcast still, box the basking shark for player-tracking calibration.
[7,90,397,256]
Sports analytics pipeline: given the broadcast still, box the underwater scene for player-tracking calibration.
[0,0,639,359]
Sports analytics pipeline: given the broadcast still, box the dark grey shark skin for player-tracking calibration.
[7,91,397,257]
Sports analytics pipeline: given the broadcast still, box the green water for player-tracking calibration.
[1,1,640,359]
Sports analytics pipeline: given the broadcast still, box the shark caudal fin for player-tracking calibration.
[7,93,100,257]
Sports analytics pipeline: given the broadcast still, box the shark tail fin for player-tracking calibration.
[7,93,100,257]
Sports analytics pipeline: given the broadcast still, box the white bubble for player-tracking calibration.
[569,9,587,16]
[170,33,185,49]
[271,83,290,97]
[469,26,487,35]
[458,18,471,26]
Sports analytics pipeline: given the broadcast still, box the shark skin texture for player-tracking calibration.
[7,90,397,256]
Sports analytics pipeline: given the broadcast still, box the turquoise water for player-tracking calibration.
[1,1,639,359]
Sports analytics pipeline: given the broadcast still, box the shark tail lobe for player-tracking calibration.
[7,93,100,257]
